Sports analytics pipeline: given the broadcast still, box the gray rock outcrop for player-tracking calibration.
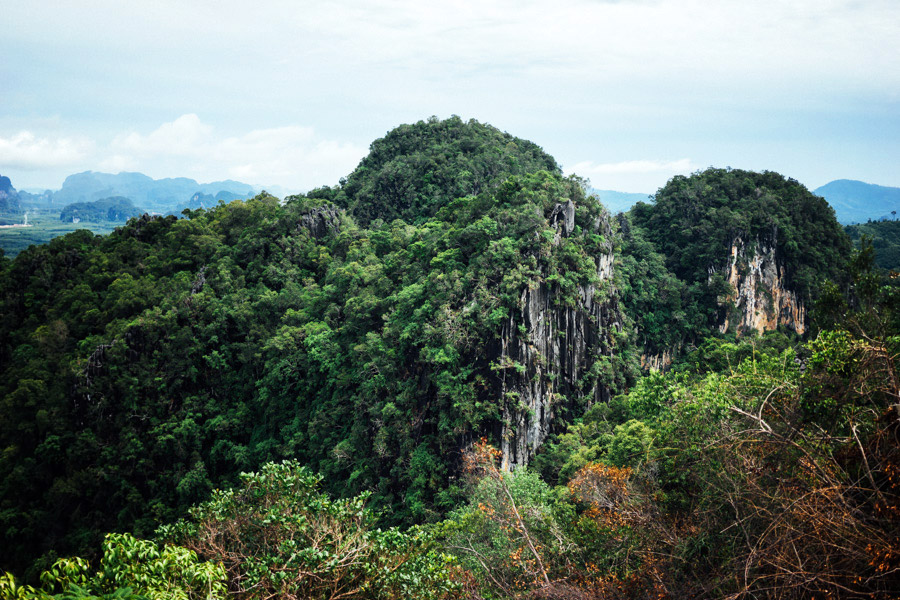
[299,204,342,239]
[498,202,623,469]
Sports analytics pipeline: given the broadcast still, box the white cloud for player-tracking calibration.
[271,0,900,103]
[4,0,899,190]
[0,131,93,170]
[569,158,695,176]
[213,126,366,190]
[10,0,899,103]
[101,115,367,191]
[565,158,697,192]
[98,154,140,172]
[112,114,214,157]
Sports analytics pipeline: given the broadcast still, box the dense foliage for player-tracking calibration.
[1,462,458,600]
[625,168,850,352]
[0,125,624,577]
[845,219,900,271]
[320,115,560,225]
[635,169,849,295]
[161,460,459,600]
[614,212,701,359]
[1,533,226,599]
[4,119,888,599]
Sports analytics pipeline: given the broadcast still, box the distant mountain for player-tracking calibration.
[17,189,53,206]
[168,190,249,215]
[0,175,21,213]
[591,189,652,214]
[813,179,900,224]
[59,196,144,223]
[52,171,258,212]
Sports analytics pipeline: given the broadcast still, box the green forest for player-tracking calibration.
[1,117,897,600]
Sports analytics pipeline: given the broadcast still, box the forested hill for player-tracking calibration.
[0,175,21,212]
[845,218,900,271]
[3,118,895,600]
[620,168,850,360]
[0,118,631,577]
[314,115,561,225]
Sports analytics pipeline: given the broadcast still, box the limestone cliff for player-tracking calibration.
[298,204,342,239]
[640,349,675,372]
[498,201,623,469]
[716,235,806,335]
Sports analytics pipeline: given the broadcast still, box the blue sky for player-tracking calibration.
[1,0,898,194]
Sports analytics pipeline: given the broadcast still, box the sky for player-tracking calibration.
[1,0,898,195]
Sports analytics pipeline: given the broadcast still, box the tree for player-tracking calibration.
[160,461,461,600]
[0,533,226,600]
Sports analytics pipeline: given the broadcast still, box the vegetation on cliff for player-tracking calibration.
[621,168,851,354]
[2,119,895,599]
[0,119,632,581]
[318,115,561,226]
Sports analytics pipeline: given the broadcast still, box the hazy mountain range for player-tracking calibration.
[812,180,900,224]
[48,171,259,213]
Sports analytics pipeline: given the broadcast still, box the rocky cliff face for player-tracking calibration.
[498,201,623,469]
[298,204,342,239]
[716,236,806,335]
[640,349,674,372]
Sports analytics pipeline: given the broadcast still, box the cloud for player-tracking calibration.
[213,127,365,188]
[112,114,214,157]
[0,131,93,170]
[99,154,140,172]
[565,158,697,192]
[11,0,898,115]
[268,0,900,104]
[3,1,898,192]
[569,158,695,176]
[102,115,367,191]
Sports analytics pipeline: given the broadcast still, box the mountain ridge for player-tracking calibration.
[813,178,900,224]
[52,171,258,212]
